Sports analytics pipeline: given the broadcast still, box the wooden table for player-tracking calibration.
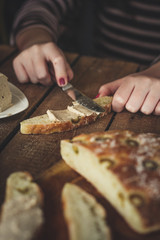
[0,45,160,240]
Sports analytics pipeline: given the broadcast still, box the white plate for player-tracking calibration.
[0,82,29,119]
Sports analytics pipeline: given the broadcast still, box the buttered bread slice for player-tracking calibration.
[20,96,112,134]
[0,73,12,112]
[61,130,160,234]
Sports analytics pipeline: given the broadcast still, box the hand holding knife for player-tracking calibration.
[62,82,105,113]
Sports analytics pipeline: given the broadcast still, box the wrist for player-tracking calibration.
[144,61,160,79]
[16,27,54,50]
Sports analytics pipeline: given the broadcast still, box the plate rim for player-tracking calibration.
[0,82,29,119]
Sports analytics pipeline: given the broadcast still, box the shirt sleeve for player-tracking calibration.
[10,0,82,46]
[150,54,160,66]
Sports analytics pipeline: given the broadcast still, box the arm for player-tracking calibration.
[10,0,81,86]
[98,61,160,115]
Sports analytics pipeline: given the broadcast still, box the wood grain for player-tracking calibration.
[0,51,78,148]
[1,48,160,240]
[109,110,160,134]
[0,45,16,65]
[38,160,160,240]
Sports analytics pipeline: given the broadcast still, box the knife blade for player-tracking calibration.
[62,83,105,113]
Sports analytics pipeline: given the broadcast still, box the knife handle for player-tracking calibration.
[62,83,73,91]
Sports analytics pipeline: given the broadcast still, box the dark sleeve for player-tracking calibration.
[150,55,160,66]
[10,0,82,46]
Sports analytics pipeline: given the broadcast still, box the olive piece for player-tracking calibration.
[72,145,79,154]
[129,194,144,207]
[118,192,125,201]
[16,187,29,194]
[71,116,81,124]
[94,137,111,142]
[126,139,139,147]
[143,159,158,170]
[99,158,115,169]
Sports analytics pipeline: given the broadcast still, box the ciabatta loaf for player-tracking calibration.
[0,172,44,240]
[0,73,12,112]
[20,96,112,134]
[62,183,111,240]
[61,130,160,234]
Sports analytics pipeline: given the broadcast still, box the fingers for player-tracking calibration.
[99,78,135,112]
[141,83,160,115]
[43,43,73,86]
[98,74,160,115]
[13,42,73,86]
[112,77,135,112]
[125,80,149,113]
[33,52,52,86]
[99,79,123,96]
[154,101,160,115]
[13,57,29,83]
[66,62,74,81]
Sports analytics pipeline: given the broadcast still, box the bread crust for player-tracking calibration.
[62,183,112,240]
[61,130,160,234]
[20,96,112,134]
[0,171,44,240]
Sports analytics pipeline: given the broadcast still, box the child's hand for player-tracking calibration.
[98,62,160,115]
[13,42,73,86]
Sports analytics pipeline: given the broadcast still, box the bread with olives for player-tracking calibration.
[0,171,44,240]
[0,73,12,112]
[20,96,112,134]
[62,183,112,240]
[61,130,160,234]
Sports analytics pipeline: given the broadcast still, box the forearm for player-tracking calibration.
[142,61,160,79]
[10,0,82,47]
[16,27,54,50]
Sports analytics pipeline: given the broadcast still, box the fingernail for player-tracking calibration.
[59,78,65,86]
[95,93,100,98]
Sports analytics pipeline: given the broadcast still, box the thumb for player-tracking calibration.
[98,78,123,96]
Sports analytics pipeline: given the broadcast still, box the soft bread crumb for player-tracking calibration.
[60,130,160,234]
[62,183,111,240]
[0,73,12,112]
[20,96,112,134]
[0,172,44,240]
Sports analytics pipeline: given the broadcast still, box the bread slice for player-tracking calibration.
[62,183,111,240]
[20,96,112,134]
[61,130,160,234]
[0,171,44,240]
[0,73,12,112]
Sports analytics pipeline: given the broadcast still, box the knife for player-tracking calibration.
[62,83,105,113]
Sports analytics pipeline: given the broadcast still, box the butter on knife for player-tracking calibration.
[62,83,105,113]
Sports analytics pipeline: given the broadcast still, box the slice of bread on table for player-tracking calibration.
[0,171,44,240]
[20,96,112,134]
[62,183,111,240]
[60,130,160,234]
[0,73,12,112]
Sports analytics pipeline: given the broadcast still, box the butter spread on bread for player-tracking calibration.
[20,96,112,134]
[47,109,81,122]
[67,102,98,116]
[62,183,112,240]
[0,73,12,112]
[61,130,160,234]
[47,103,98,121]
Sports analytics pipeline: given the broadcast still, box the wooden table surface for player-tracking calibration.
[0,45,160,240]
